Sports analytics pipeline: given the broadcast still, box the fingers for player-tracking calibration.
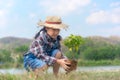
[63,63,70,71]
[60,59,70,70]
[64,62,71,70]
[56,59,71,71]
[64,60,71,68]
[63,65,70,70]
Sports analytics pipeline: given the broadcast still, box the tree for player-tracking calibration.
[14,45,29,65]
[63,34,84,59]
[0,49,13,62]
[14,45,29,54]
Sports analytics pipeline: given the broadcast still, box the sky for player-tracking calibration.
[0,0,120,39]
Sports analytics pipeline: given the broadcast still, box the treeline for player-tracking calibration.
[0,45,28,68]
[63,36,120,66]
[80,38,120,60]
[0,36,120,68]
[63,36,120,60]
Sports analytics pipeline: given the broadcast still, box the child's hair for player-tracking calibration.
[34,27,46,39]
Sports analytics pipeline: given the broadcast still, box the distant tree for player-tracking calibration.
[14,45,29,64]
[0,49,13,62]
[82,46,116,60]
[114,46,120,59]
[14,45,29,54]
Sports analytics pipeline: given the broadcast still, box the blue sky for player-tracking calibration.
[0,0,120,39]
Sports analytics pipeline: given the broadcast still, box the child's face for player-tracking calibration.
[46,27,60,39]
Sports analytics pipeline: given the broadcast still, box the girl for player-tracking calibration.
[23,16,70,77]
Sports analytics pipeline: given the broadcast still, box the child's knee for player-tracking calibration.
[55,51,62,59]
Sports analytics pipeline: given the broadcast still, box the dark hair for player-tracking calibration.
[34,27,46,39]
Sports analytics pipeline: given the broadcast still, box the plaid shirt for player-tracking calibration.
[29,29,64,65]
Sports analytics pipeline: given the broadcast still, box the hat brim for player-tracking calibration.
[37,21,68,30]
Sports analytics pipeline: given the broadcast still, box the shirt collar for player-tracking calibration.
[45,32,57,42]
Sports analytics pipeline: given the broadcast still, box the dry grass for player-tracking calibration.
[0,71,120,80]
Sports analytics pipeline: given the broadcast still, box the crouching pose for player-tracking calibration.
[23,16,70,78]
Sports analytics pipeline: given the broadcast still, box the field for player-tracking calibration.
[0,71,120,80]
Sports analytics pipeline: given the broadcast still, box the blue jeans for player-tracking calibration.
[23,49,59,71]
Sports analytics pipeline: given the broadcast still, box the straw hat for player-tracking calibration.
[37,16,68,30]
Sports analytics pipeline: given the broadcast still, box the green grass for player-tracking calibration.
[1,59,120,69]
[0,62,23,69]
[0,71,120,80]
[78,59,120,66]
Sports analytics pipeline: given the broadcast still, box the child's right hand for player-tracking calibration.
[56,59,70,71]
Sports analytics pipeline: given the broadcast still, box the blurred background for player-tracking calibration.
[0,0,120,76]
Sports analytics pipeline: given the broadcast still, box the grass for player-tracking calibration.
[0,71,120,80]
[1,59,120,69]
[78,59,120,66]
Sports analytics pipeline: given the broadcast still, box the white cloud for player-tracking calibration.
[86,10,109,24]
[86,7,120,24]
[110,2,120,7]
[29,13,36,19]
[0,9,8,27]
[111,7,120,24]
[110,26,120,32]
[97,26,120,37]
[39,0,90,15]
[0,0,14,28]
[93,3,97,8]
[100,26,120,33]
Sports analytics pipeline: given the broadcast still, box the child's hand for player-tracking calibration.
[56,59,70,70]
[64,59,78,74]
